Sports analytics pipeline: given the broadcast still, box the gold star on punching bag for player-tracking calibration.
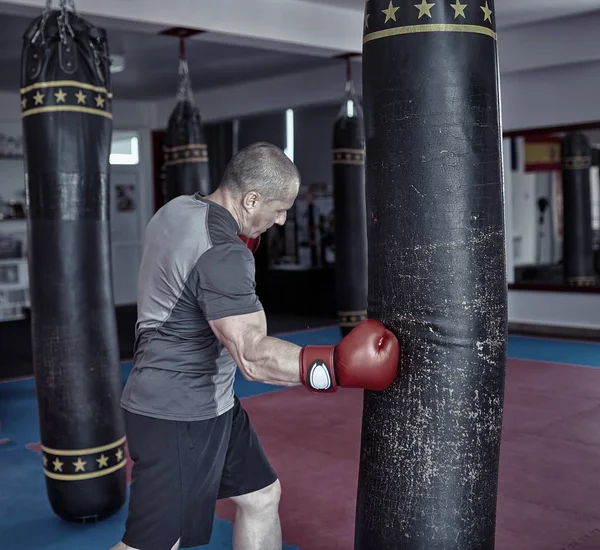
[451,0,467,19]
[75,90,87,104]
[382,1,399,23]
[97,454,109,468]
[95,94,105,108]
[481,1,493,23]
[33,91,44,105]
[54,89,67,103]
[73,457,87,472]
[415,0,435,19]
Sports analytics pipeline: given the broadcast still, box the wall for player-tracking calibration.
[0,91,158,310]
[182,58,600,332]
[3,48,600,329]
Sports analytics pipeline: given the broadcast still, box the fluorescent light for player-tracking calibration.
[284,108,294,162]
[347,99,354,118]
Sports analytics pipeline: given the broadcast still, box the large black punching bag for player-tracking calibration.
[333,59,368,336]
[163,37,211,201]
[21,0,126,522]
[355,1,508,548]
[561,133,595,286]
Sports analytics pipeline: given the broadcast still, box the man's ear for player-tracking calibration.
[242,191,260,211]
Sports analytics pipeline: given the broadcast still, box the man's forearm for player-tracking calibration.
[242,334,303,386]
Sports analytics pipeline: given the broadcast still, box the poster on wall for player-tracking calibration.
[116,184,136,212]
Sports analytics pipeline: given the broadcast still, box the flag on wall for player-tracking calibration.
[524,135,562,172]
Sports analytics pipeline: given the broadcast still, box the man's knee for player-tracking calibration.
[232,479,281,514]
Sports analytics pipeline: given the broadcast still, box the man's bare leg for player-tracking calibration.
[109,538,180,550]
[230,480,282,550]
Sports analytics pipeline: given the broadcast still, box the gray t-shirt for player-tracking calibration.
[120,193,263,421]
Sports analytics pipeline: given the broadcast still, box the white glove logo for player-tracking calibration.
[309,360,332,391]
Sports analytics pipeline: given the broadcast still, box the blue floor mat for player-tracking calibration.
[507,335,600,367]
[2,324,599,550]
[0,328,336,550]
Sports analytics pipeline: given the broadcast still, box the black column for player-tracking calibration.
[21,6,126,522]
[355,1,508,548]
[561,133,595,286]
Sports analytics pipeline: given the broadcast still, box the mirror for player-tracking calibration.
[507,126,600,290]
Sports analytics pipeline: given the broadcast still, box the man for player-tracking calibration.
[112,142,399,550]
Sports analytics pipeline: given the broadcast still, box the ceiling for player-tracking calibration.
[299,0,600,28]
[0,0,599,102]
[0,12,339,101]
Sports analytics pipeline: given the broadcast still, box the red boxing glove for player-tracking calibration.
[299,319,399,393]
[239,234,261,253]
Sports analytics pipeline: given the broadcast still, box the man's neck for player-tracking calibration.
[205,189,243,233]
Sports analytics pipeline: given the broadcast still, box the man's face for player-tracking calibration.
[242,181,299,238]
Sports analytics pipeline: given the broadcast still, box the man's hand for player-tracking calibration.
[210,313,399,393]
[299,319,399,393]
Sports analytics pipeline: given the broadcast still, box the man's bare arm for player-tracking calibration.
[209,310,302,386]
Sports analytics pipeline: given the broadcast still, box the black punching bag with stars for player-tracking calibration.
[355,1,508,549]
[560,133,595,286]
[20,3,126,522]
[332,59,368,335]
[164,37,211,201]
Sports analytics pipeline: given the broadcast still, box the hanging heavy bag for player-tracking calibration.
[20,0,126,522]
[163,37,211,201]
[355,1,507,547]
[332,58,368,336]
[560,133,595,286]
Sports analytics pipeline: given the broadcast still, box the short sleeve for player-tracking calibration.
[195,241,263,321]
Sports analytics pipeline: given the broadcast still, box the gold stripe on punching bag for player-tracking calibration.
[42,437,128,481]
[356,0,507,548]
[338,310,368,328]
[21,3,126,523]
[164,143,209,166]
[332,148,365,166]
[20,80,113,119]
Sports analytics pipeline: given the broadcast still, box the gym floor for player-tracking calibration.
[2,325,600,549]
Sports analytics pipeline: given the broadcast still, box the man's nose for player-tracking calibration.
[275,212,287,225]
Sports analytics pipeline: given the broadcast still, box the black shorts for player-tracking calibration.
[121,397,278,550]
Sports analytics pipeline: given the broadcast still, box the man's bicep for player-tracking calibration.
[196,244,263,320]
[209,310,267,372]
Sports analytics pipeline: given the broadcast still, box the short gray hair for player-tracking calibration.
[220,142,300,202]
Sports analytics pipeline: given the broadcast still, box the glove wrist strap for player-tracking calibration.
[300,345,338,393]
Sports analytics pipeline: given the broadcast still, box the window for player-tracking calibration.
[110,131,139,165]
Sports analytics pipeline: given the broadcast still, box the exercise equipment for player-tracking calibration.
[163,37,211,200]
[21,0,126,522]
[560,133,595,286]
[355,1,508,547]
[332,59,368,336]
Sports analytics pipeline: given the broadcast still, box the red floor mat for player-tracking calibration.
[215,359,600,550]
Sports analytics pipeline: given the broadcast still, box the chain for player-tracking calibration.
[57,0,76,44]
[31,0,77,45]
[177,58,194,103]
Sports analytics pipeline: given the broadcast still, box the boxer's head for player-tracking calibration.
[219,141,300,239]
